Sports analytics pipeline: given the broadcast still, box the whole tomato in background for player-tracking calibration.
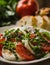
[16,0,39,17]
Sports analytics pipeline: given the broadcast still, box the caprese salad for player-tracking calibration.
[0,26,50,61]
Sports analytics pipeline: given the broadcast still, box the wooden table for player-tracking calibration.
[0,25,50,65]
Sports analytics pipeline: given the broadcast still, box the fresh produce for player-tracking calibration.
[0,34,5,56]
[0,0,19,26]
[16,0,39,17]
[16,42,35,60]
[0,26,50,61]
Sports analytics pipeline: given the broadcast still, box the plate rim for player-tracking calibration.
[0,56,50,64]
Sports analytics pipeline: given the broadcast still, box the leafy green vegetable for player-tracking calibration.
[0,0,20,26]
[42,32,50,40]
[4,29,15,37]
[3,41,15,50]
[4,28,25,41]
[34,29,47,42]
[29,42,46,59]
[25,33,30,39]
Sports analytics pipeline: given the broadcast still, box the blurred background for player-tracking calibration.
[0,0,50,27]
[37,0,50,8]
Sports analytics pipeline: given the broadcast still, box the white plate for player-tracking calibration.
[0,26,50,64]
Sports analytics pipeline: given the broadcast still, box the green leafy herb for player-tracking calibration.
[42,32,50,40]
[3,41,15,50]
[4,29,15,37]
[0,0,20,26]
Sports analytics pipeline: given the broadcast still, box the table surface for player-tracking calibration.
[0,25,50,65]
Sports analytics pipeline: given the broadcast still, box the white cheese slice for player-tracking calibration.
[2,49,16,61]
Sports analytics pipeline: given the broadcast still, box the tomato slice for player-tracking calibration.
[16,42,35,60]
[0,44,3,56]
[0,44,3,49]
[0,34,3,36]
[0,37,5,43]
[29,33,36,39]
[0,50,2,56]
[10,38,16,42]
[41,43,50,51]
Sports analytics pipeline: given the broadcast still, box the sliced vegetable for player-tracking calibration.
[29,33,36,39]
[0,44,3,56]
[0,34,5,43]
[29,43,46,59]
[0,34,3,36]
[16,42,35,60]
[0,50,2,56]
[42,43,50,51]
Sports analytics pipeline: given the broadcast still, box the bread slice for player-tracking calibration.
[16,16,50,31]
[35,16,44,28]
[17,16,34,27]
[43,16,50,31]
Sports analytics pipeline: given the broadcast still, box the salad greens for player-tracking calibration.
[4,28,25,41]
[42,32,50,40]
[3,41,15,50]
[0,0,19,26]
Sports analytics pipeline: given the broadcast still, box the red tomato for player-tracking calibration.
[0,34,5,56]
[11,38,16,42]
[16,42,35,60]
[0,44,3,56]
[0,34,3,36]
[42,43,50,51]
[0,44,3,49]
[0,34,5,43]
[0,50,2,56]
[16,0,39,17]
[0,37,5,43]
[29,33,36,39]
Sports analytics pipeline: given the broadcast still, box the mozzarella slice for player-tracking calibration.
[2,49,16,61]
[22,40,34,54]
[2,48,25,61]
